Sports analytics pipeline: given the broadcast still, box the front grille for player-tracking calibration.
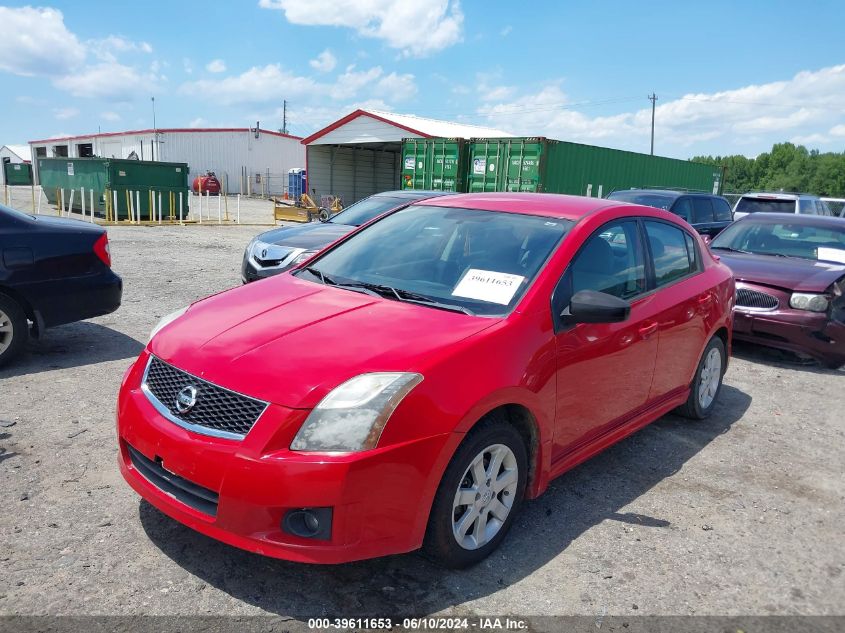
[143,356,268,438]
[736,287,779,310]
[127,444,219,516]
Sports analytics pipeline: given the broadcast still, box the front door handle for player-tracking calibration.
[638,321,658,338]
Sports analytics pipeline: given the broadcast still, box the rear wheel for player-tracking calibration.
[423,416,527,568]
[0,294,28,368]
[677,336,726,419]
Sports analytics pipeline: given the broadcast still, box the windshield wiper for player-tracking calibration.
[362,283,476,315]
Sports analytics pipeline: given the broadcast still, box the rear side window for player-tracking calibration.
[671,198,692,222]
[691,197,714,223]
[735,198,796,214]
[644,221,695,287]
[713,198,733,221]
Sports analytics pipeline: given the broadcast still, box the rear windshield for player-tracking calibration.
[329,196,406,227]
[735,198,796,214]
[606,191,675,211]
[0,203,35,224]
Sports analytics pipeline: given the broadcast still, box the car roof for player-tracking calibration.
[372,190,456,199]
[734,212,845,227]
[416,192,618,220]
[740,192,817,200]
[609,188,716,198]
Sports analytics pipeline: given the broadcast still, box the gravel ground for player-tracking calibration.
[0,224,843,620]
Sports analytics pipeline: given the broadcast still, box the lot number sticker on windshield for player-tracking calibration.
[452,269,525,305]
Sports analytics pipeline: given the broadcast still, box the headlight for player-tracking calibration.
[290,372,423,452]
[789,293,829,312]
[149,306,189,341]
[290,249,317,266]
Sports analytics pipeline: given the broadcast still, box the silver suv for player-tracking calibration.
[733,192,834,219]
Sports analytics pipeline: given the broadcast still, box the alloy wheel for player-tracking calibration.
[451,443,519,550]
[0,308,13,355]
[698,347,722,409]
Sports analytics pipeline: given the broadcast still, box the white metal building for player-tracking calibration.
[0,145,32,186]
[301,109,512,205]
[28,128,305,194]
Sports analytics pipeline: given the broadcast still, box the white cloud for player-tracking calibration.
[181,64,318,105]
[89,36,153,62]
[183,58,194,74]
[309,49,337,73]
[374,72,417,102]
[259,0,463,57]
[478,64,845,157]
[0,7,85,76]
[54,107,79,120]
[330,65,383,100]
[101,111,121,122]
[500,25,512,36]
[53,62,161,101]
[206,59,226,73]
[189,117,207,128]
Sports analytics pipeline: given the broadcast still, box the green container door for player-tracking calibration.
[466,137,722,197]
[401,138,468,191]
[37,157,189,220]
[3,162,33,186]
[467,138,547,193]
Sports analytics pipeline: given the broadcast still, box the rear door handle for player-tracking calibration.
[639,321,658,338]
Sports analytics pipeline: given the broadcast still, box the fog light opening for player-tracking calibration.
[282,507,333,540]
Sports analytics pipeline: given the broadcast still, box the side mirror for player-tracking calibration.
[561,290,631,324]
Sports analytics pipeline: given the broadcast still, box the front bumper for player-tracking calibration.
[733,307,845,368]
[117,354,452,563]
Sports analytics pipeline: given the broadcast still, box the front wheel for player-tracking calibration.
[677,336,726,419]
[423,417,527,568]
[0,294,28,368]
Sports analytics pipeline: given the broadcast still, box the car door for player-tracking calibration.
[642,219,711,401]
[551,219,660,458]
[710,197,734,236]
[689,197,721,238]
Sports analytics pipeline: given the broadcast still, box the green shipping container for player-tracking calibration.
[3,162,33,186]
[37,157,189,220]
[465,138,722,197]
[401,138,468,191]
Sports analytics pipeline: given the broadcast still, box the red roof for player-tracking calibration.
[29,127,302,145]
[418,192,619,220]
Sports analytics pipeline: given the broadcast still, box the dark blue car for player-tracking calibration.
[0,204,122,366]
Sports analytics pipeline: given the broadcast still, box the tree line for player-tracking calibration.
[691,142,845,197]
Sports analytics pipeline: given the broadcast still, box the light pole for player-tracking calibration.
[151,96,157,161]
[648,93,658,155]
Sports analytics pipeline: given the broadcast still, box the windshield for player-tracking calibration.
[735,197,796,214]
[711,219,845,263]
[606,191,675,211]
[298,205,572,316]
[329,195,406,227]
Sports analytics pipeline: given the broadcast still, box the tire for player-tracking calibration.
[0,293,28,368]
[318,208,331,222]
[676,336,726,420]
[423,415,528,568]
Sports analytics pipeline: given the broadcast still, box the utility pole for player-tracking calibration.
[151,96,157,161]
[648,93,658,155]
[282,100,288,135]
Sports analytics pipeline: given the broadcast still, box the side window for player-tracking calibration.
[713,198,733,222]
[644,220,695,287]
[672,198,692,222]
[691,197,714,223]
[552,221,646,320]
[799,199,816,214]
[816,200,831,216]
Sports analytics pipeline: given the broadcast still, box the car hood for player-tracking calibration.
[716,251,845,292]
[255,222,354,250]
[149,274,497,408]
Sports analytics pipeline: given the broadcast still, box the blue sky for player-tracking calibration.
[2,0,844,158]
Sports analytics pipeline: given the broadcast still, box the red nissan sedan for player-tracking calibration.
[117,193,734,568]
